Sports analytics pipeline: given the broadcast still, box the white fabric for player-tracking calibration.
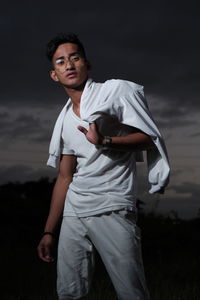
[62,105,137,217]
[46,100,72,168]
[57,211,150,300]
[47,78,170,194]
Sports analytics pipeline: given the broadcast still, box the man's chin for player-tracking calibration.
[63,77,88,90]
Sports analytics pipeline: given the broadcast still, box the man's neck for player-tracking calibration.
[64,79,87,117]
[64,79,87,103]
[66,88,83,105]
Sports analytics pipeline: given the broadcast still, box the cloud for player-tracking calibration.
[169,182,200,200]
[0,0,199,222]
[189,132,200,138]
[0,107,56,144]
[0,164,56,184]
[139,180,200,220]
[144,95,199,131]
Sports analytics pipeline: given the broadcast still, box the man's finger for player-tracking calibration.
[89,122,96,130]
[77,126,88,135]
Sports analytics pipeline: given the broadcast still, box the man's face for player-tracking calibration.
[50,43,89,89]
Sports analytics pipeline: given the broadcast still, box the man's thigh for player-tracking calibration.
[57,216,95,300]
[82,211,150,300]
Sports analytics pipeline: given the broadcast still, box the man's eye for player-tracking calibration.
[71,56,80,61]
[56,60,64,65]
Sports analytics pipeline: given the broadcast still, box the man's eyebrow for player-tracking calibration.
[68,52,80,57]
[55,52,80,61]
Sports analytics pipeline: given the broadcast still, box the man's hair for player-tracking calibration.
[46,33,87,62]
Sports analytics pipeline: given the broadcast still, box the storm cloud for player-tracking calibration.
[0,0,199,218]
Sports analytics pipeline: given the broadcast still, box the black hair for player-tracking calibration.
[46,33,87,62]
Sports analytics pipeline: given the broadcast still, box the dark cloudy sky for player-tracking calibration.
[0,0,199,219]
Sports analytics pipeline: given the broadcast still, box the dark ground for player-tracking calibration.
[1,178,200,299]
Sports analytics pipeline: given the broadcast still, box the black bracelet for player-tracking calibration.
[42,232,55,238]
[105,136,112,145]
[102,136,112,150]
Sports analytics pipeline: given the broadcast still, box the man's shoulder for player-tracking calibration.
[100,79,144,95]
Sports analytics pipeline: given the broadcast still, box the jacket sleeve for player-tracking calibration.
[115,82,170,193]
[84,80,170,193]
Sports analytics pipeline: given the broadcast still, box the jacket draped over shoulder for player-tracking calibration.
[47,78,170,194]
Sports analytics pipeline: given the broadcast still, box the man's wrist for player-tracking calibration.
[42,232,55,239]
[102,136,112,148]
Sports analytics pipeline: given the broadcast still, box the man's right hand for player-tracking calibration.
[37,155,76,263]
[37,235,55,262]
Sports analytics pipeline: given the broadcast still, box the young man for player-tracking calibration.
[37,33,170,300]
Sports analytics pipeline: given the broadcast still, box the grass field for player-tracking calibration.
[1,179,200,299]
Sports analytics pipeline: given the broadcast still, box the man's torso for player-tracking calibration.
[62,104,137,217]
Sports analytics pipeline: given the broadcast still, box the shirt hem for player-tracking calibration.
[63,204,136,217]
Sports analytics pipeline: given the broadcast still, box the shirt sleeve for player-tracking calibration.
[61,138,75,155]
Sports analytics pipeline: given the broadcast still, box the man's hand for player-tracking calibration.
[37,235,55,262]
[77,122,103,145]
[78,123,155,151]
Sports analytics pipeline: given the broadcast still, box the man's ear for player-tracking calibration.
[50,70,59,82]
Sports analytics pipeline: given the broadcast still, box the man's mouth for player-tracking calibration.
[66,72,77,78]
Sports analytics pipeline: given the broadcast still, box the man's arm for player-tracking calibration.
[37,154,76,262]
[78,123,155,151]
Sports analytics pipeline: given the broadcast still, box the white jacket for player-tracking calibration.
[47,78,170,194]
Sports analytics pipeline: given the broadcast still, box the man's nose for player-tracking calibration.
[66,59,75,70]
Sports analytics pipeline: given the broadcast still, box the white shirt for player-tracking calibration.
[62,105,137,216]
[47,78,170,195]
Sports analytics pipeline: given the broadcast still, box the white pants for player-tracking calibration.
[57,210,150,300]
